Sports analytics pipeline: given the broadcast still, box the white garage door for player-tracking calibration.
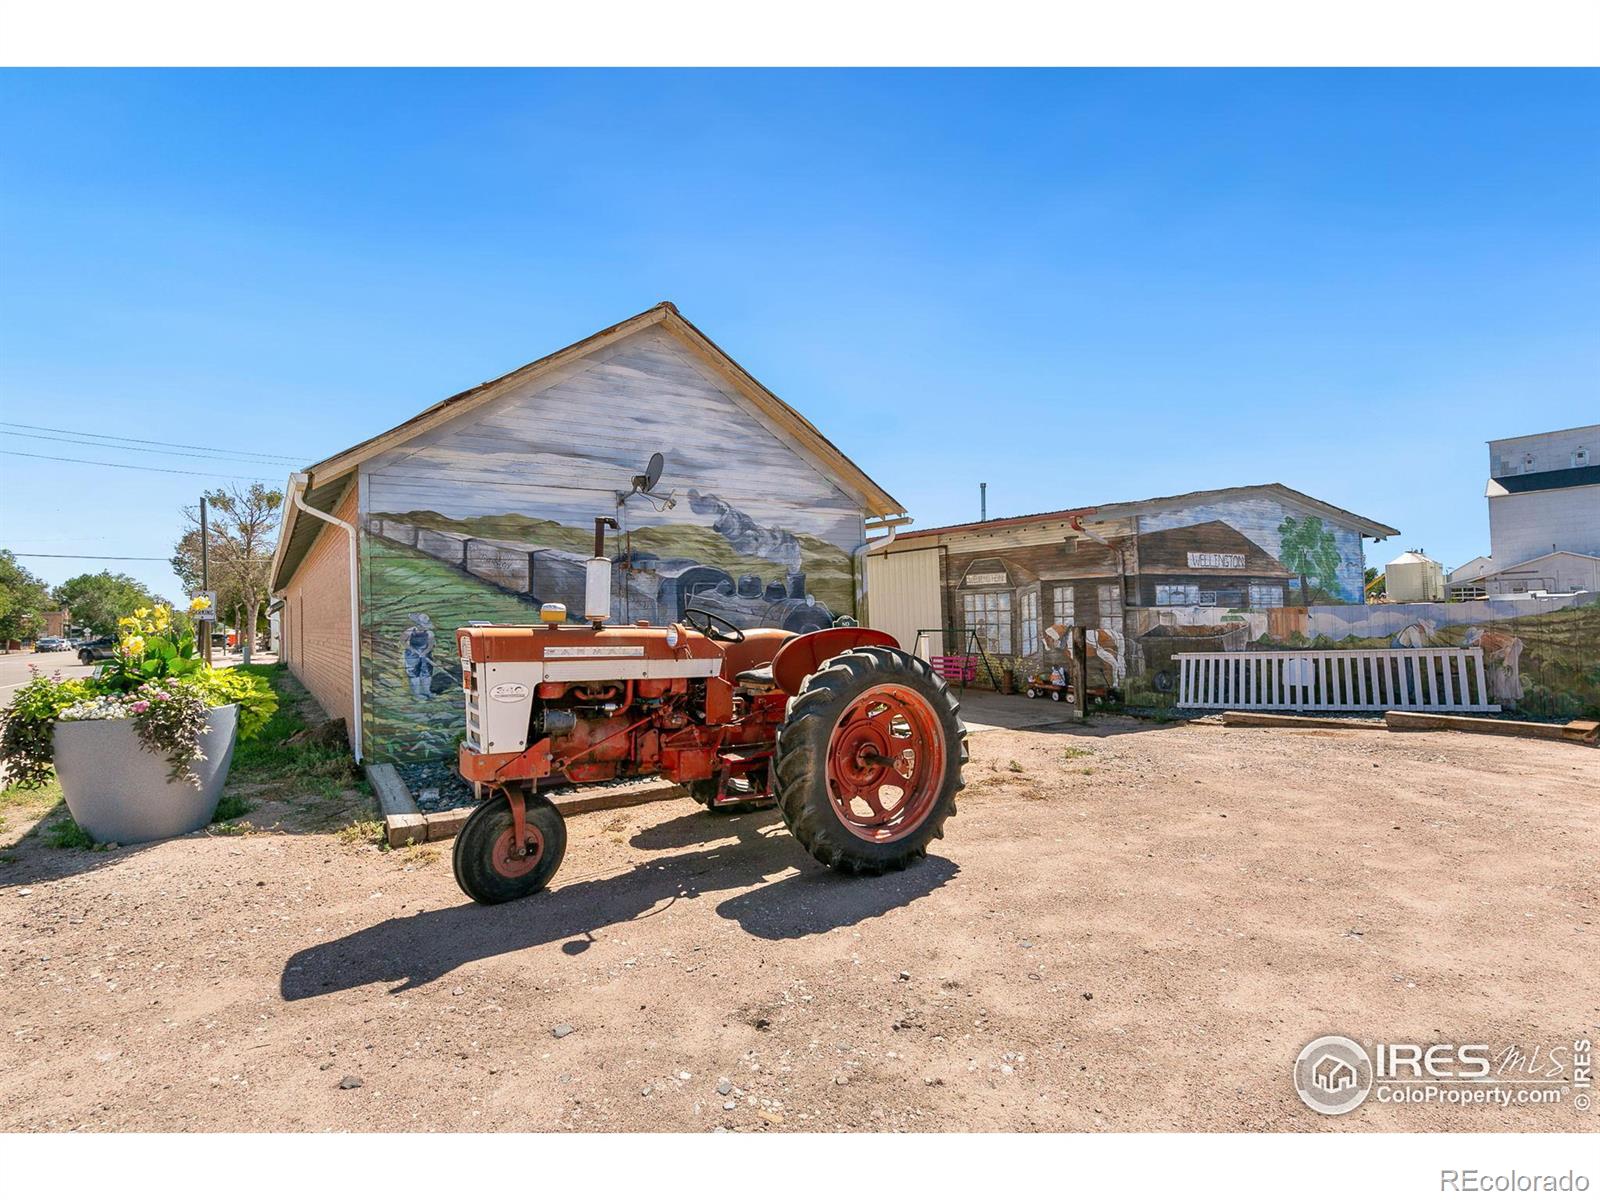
[866,547,944,659]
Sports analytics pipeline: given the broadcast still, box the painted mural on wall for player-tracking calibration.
[1137,497,1366,603]
[356,327,864,762]
[940,505,1356,694]
[1122,593,1599,717]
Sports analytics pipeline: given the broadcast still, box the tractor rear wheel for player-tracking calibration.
[687,777,776,815]
[452,789,567,905]
[774,646,966,874]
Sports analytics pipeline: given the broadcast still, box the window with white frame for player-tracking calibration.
[1019,589,1040,656]
[1155,584,1200,606]
[962,591,1012,654]
[1051,584,1075,625]
[1249,584,1285,609]
[1575,446,1590,468]
[1097,583,1124,634]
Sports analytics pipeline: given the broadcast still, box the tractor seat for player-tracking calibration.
[734,664,776,690]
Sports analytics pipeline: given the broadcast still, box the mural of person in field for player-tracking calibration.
[401,613,438,702]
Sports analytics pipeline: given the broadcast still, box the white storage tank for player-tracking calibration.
[1385,550,1445,602]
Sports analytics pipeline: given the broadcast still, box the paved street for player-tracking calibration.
[0,650,94,699]
[0,648,278,700]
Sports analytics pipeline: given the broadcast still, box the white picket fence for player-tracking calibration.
[1173,647,1500,713]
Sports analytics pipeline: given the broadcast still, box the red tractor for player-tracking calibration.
[451,520,967,904]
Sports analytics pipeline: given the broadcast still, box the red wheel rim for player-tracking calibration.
[825,684,946,844]
[490,823,545,878]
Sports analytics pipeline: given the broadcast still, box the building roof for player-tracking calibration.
[1486,463,1600,495]
[882,483,1400,546]
[1487,422,1600,446]
[1135,521,1292,578]
[271,302,906,592]
[1386,550,1441,566]
[1448,549,1600,585]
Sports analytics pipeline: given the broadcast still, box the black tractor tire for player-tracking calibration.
[686,777,776,815]
[774,645,966,874]
[452,789,567,905]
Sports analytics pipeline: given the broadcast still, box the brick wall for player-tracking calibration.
[280,482,357,738]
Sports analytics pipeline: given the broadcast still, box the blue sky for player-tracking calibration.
[1,69,1595,600]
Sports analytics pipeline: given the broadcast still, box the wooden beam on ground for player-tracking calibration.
[384,778,692,847]
[1385,712,1599,745]
[1222,712,1379,731]
[367,763,419,818]
[552,780,688,818]
[385,813,428,848]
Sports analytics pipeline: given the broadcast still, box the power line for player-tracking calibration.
[10,552,275,561]
[9,553,174,561]
[3,429,307,468]
[0,421,306,464]
[1,449,273,481]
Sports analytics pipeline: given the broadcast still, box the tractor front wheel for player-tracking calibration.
[452,789,567,905]
[775,646,966,874]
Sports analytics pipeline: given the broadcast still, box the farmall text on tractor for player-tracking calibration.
[451,517,968,904]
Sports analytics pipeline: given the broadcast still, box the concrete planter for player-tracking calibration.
[52,704,239,845]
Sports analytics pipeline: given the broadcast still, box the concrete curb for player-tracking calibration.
[378,773,691,848]
[1222,712,1381,731]
[1385,712,1599,744]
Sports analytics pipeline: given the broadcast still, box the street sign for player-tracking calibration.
[193,591,218,623]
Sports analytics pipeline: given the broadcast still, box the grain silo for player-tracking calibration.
[1385,550,1445,602]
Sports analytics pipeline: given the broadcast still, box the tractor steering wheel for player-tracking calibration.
[683,607,745,643]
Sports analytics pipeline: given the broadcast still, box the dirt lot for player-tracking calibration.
[1,712,1594,1132]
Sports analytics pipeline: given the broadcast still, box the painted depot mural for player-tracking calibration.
[943,493,1372,698]
[940,487,1599,719]
[356,326,866,762]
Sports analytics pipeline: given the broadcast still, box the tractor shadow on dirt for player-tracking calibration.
[280,811,956,999]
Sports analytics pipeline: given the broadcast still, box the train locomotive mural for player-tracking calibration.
[369,501,838,635]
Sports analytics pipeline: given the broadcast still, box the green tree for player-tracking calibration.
[1277,515,1346,604]
[0,550,54,644]
[52,571,166,637]
[173,483,283,664]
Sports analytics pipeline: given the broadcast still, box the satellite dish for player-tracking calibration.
[641,452,664,493]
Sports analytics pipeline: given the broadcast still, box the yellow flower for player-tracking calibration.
[118,615,141,629]
[134,607,149,620]
[120,634,146,658]
[151,605,171,631]
[188,596,210,613]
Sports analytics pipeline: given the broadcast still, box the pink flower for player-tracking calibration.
[156,691,171,702]
[130,700,150,714]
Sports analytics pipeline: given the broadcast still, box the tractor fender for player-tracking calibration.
[770,627,900,696]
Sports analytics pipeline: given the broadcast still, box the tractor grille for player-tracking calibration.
[463,661,483,751]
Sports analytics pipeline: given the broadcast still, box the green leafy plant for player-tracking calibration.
[194,667,278,739]
[0,671,93,787]
[97,602,205,691]
[42,815,94,850]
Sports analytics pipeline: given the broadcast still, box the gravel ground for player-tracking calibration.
[394,761,475,813]
[1,717,1594,1132]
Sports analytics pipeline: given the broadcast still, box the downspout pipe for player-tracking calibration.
[289,472,364,764]
[852,515,912,629]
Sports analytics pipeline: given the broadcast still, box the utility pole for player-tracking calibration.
[200,495,213,665]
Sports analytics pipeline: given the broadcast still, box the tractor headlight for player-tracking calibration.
[666,626,680,648]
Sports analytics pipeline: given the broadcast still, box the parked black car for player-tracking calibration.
[77,636,118,665]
